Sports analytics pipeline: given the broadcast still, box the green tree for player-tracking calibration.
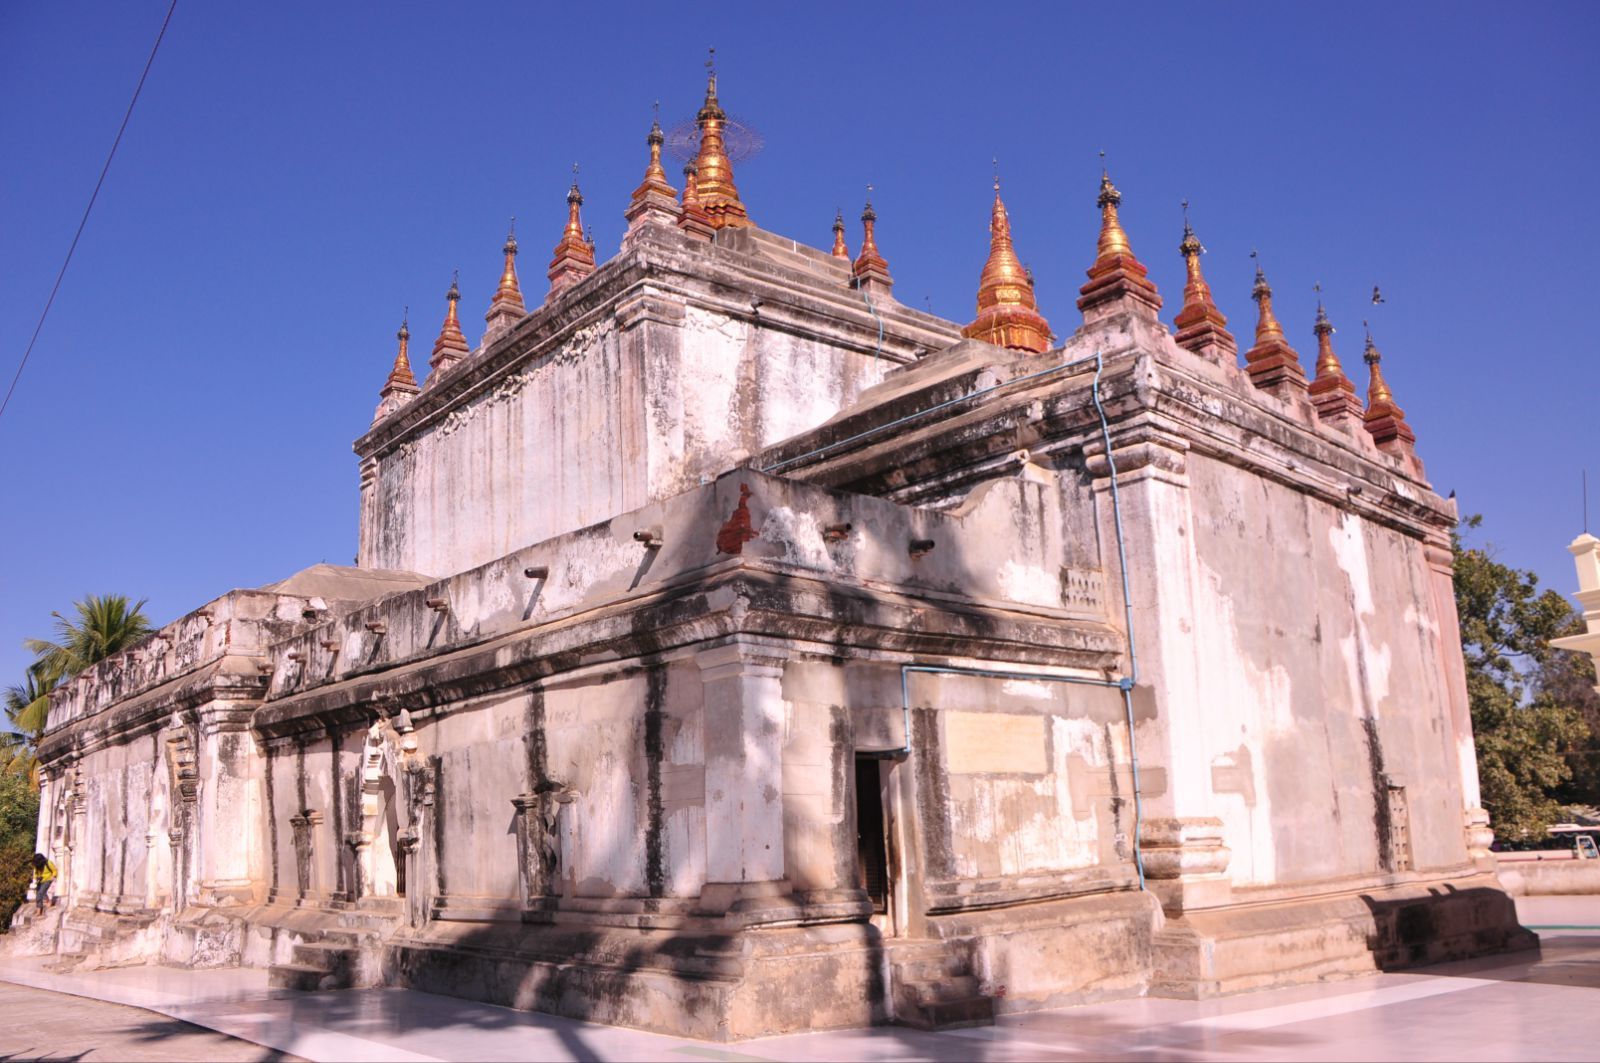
[0,770,41,929]
[2,669,54,784]
[3,594,152,786]
[1454,516,1592,840]
[24,593,152,685]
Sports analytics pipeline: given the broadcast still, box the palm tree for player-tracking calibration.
[3,669,53,784]
[25,594,152,683]
[4,594,152,785]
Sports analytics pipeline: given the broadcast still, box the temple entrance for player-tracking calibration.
[854,756,890,924]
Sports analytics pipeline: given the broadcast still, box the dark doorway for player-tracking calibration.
[855,756,889,913]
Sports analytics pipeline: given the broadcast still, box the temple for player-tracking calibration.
[5,65,1530,1039]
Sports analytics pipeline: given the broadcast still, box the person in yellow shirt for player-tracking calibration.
[31,853,57,913]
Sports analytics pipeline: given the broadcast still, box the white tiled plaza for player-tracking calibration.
[2,896,1595,1062]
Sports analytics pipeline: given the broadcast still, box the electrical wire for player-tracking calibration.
[0,0,178,422]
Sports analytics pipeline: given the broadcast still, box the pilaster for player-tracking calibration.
[694,642,794,919]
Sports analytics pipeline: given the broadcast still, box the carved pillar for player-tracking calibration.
[351,718,398,903]
[695,642,793,917]
[289,810,323,904]
[33,772,52,857]
[401,756,436,927]
[511,787,572,911]
[345,830,373,903]
[195,706,261,906]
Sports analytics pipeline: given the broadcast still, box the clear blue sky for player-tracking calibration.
[2,2,1596,693]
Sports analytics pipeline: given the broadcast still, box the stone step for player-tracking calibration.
[891,954,971,983]
[904,974,983,1004]
[44,954,87,975]
[290,941,359,978]
[893,991,996,1031]
[268,961,347,992]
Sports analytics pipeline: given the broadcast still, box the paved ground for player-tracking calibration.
[0,982,305,1062]
[1,895,1596,1062]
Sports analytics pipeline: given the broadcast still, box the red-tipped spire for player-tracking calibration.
[429,273,470,377]
[830,209,849,260]
[677,162,715,242]
[547,168,597,299]
[1242,258,1309,395]
[851,190,893,299]
[1171,207,1236,363]
[1077,167,1161,322]
[375,311,419,421]
[1361,329,1416,451]
[624,109,680,245]
[962,177,1052,353]
[1307,298,1363,424]
[483,219,527,348]
[491,221,524,312]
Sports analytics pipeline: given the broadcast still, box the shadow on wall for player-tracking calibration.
[1359,884,1535,973]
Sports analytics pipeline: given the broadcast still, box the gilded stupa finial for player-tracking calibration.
[1241,251,1307,394]
[1171,201,1235,363]
[629,104,677,209]
[852,184,893,296]
[1306,284,1362,423]
[831,207,849,260]
[430,270,471,375]
[377,307,419,414]
[1360,324,1416,449]
[1249,251,1286,343]
[547,166,597,298]
[490,217,525,312]
[690,49,750,230]
[1077,157,1161,321]
[962,169,1052,354]
[677,161,715,241]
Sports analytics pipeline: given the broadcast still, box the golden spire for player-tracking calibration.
[429,272,470,375]
[631,108,677,205]
[491,219,524,312]
[547,166,597,297]
[678,161,714,241]
[1361,327,1416,448]
[1077,163,1161,321]
[831,208,849,260]
[381,311,418,395]
[689,49,750,229]
[1307,293,1362,423]
[1241,255,1308,394]
[623,108,682,246]
[852,189,893,297]
[1171,203,1236,362]
[1095,171,1134,261]
[962,174,1052,353]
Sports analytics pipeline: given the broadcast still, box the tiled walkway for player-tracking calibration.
[2,896,1596,1062]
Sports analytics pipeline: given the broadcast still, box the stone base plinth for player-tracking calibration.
[381,888,1162,1040]
[1151,873,1535,999]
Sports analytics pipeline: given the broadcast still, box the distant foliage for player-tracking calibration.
[1454,516,1594,840]
[0,772,40,930]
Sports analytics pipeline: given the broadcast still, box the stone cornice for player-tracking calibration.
[37,658,270,765]
[759,322,1454,543]
[254,565,1122,740]
[355,226,962,461]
